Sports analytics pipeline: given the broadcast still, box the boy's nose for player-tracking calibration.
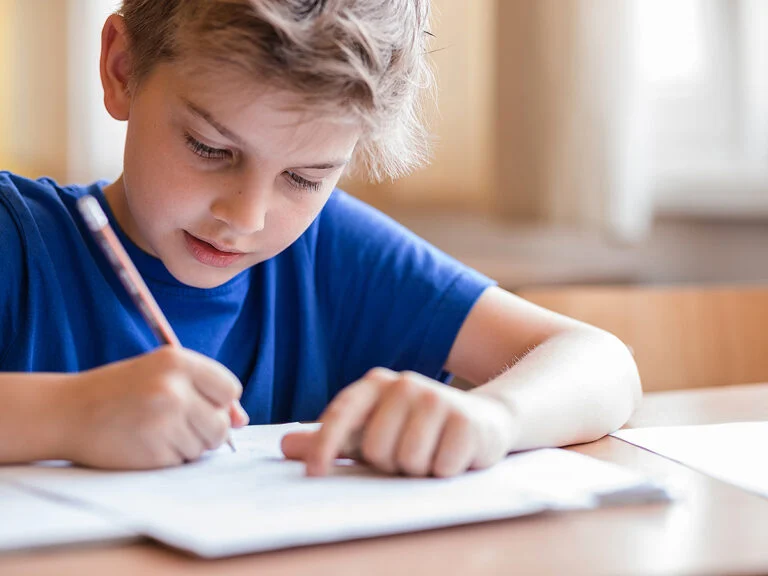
[210,190,268,235]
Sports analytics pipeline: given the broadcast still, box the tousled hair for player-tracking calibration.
[119,0,434,181]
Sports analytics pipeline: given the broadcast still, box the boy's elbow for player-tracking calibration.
[571,326,642,436]
[596,328,643,430]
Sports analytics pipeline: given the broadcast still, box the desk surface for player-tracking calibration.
[3,383,768,576]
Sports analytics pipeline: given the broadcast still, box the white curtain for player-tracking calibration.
[539,0,652,242]
[67,0,125,184]
[644,0,768,216]
[739,1,768,172]
[540,0,768,241]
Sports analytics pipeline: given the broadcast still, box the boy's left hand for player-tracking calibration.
[281,368,517,478]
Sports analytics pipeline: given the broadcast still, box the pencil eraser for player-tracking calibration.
[77,195,109,231]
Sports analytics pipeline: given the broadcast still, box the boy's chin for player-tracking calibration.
[167,262,245,289]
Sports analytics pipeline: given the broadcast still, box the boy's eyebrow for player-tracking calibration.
[182,98,350,169]
[294,159,350,170]
[183,98,247,147]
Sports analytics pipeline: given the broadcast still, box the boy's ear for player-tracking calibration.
[100,14,133,121]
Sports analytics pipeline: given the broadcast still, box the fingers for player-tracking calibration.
[186,394,232,451]
[432,413,476,478]
[171,421,207,463]
[134,445,185,470]
[360,381,416,474]
[281,430,315,460]
[229,401,249,429]
[307,368,399,476]
[284,368,506,479]
[165,347,243,408]
[394,390,447,476]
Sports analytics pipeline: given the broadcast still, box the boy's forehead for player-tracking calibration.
[160,65,360,160]
[170,63,355,127]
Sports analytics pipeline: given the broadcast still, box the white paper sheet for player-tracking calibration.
[0,482,137,552]
[612,422,768,498]
[2,423,671,558]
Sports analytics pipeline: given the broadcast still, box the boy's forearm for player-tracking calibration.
[0,372,81,463]
[470,328,642,453]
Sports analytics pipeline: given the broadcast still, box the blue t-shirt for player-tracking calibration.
[0,171,494,423]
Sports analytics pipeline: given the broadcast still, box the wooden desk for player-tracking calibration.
[3,384,768,576]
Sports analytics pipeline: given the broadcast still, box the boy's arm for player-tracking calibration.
[0,348,249,467]
[283,286,641,476]
[446,286,642,451]
[0,373,81,463]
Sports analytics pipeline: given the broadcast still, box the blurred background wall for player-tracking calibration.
[2,0,768,290]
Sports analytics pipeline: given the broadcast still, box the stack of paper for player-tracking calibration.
[613,421,768,499]
[1,423,671,558]
[0,483,137,552]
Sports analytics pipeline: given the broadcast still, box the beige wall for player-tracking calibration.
[0,0,69,180]
[1,0,518,219]
[0,0,17,172]
[343,0,498,215]
[342,0,555,222]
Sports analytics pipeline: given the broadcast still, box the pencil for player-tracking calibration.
[77,194,237,454]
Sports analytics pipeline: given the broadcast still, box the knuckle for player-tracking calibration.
[154,346,186,373]
[321,400,348,423]
[400,370,421,382]
[417,388,442,410]
[391,376,416,397]
[324,386,364,419]
[146,413,176,441]
[150,378,186,413]
[449,410,472,431]
[364,367,395,382]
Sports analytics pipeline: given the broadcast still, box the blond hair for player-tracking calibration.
[119,0,433,181]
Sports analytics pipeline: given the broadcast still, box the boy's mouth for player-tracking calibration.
[183,231,247,268]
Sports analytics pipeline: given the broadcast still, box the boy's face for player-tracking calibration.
[105,64,360,289]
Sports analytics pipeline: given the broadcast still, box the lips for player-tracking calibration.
[183,231,247,268]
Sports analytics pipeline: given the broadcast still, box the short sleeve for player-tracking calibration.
[315,191,495,391]
[0,181,27,365]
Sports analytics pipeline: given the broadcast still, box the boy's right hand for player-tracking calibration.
[64,346,248,470]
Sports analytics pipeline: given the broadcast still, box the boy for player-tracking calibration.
[0,0,640,477]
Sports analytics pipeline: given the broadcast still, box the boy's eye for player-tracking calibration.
[184,133,232,161]
[285,171,322,192]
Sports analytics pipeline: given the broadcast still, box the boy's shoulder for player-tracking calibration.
[0,171,43,245]
[1,170,59,198]
[0,171,93,210]
[0,171,98,235]
[321,188,401,228]
[0,171,104,276]
[0,173,25,254]
[316,187,422,252]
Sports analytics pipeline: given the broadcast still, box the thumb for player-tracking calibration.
[281,431,316,461]
[229,401,249,429]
